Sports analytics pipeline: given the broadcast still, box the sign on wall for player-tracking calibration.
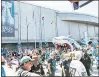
[2,1,15,37]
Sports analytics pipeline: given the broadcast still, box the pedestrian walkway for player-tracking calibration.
[43,62,62,76]
[55,64,62,76]
[90,60,98,76]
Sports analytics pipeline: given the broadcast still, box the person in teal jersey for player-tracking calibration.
[62,54,71,77]
[45,48,50,61]
[48,53,56,77]
[1,56,6,76]
[45,51,50,61]
[92,47,98,57]
[1,66,6,76]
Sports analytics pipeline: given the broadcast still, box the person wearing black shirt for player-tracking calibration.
[80,52,91,76]
[30,55,45,77]
[62,54,71,77]
[39,49,45,63]
[48,53,56,77]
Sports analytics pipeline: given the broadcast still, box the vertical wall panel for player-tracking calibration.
[57,17,69,37]
[88,25,95,37]
[95,27,98,36]
[69,22,79,40]
[79,23,87,38]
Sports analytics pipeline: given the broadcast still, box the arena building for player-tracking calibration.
[2,1,98,51]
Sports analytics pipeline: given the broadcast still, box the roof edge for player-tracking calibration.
[57,12,98,18]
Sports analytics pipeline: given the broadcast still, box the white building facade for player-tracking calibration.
[2,1,98,50]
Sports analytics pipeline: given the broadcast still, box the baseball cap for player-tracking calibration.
[20,56,35,65]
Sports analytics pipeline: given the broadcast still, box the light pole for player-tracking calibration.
[32,11,36,49]
[34,19,36,49]
[27,24,29,49]
[55,12,58,37]
[39,7,42,48]
[17,1,21,53]
[42,16,44,48]
[26,16,29,49]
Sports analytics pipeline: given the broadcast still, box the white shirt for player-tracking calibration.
[2,65,17,76]
[70,60,87,76]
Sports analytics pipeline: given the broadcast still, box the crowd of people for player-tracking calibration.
[1,41,99,77]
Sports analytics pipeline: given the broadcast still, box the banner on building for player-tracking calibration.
[2,1,15,37]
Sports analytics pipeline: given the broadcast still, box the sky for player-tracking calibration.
[21,1,98,17]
